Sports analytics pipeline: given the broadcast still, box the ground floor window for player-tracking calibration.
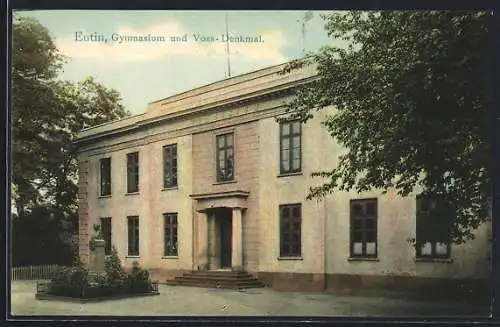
[350,198,378,258]
[127,216,139,256]
[279,204,301,257]
[416,194,452,258]
[100,217,112,255]
[163,213,178,257]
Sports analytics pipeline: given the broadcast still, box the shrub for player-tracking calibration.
[84,272,111,298]
[48,265,89,297]
[128,261,153,293]
[47,267,72,296]
[104,246,130,293]
[44,246,155,298]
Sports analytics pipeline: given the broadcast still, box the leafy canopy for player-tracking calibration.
[281,11,493,244]
[11,15,130,264]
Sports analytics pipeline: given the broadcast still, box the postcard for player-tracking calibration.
[9,9,493,319]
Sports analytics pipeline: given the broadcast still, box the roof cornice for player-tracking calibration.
[73,75,318,146]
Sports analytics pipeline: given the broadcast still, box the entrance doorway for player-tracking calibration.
[217,208,232,268]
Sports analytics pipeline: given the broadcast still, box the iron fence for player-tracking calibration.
[12,265,65,280]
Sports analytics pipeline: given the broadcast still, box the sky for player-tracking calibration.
[15,10,342,115]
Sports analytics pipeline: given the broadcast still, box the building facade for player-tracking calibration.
[74,62,490,296]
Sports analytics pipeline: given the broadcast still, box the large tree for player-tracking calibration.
[11,16,130,265]
[282,11,493,244]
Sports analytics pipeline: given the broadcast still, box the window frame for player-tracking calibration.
[215,133,235,182]
[279,203,302,258]
[127,216,139,256]
[126,152,139,193]
[163,144,178,188]
[99,157,112,196]
[163,213,179,257]
[415,194,452,259]
[279,120,302,174]
[100,217,112,256]
[349,198,378,259]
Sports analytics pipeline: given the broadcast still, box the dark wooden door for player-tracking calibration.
[220,216,232,268]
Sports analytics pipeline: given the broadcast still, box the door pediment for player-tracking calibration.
[190,190,249,212]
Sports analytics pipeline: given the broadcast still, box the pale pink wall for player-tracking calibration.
[191,121,261,270]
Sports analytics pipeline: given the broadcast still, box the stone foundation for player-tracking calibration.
[257,271,489,303]
[257,272,325,292]
[115,265,490,304]
[326,274,488,301]
[148,268,192,284]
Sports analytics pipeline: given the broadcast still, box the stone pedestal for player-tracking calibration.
[88,239,106,272]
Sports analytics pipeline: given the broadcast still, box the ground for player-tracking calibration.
[10,281,490,317]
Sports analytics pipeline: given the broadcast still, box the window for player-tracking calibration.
[416,195,452,258]
[100,158,111,196]
[163,213,178,257]
[126,152,139,193]
[163,144,178,188]
[127,216,139,256]
[280,204,301,257]
[350,199,378,258]
[216,133,234,182]
[280,120,301,174]
[100,217,112,255]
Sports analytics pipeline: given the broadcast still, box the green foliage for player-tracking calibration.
[104,246,130,292]
[49,265,89,297]
[11,15,130,265]
[47,247,155,298]
[11,207,74,266]
[282,11,493,244]
[128,261,153,293]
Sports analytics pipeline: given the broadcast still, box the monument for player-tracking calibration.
[88,224,106,272]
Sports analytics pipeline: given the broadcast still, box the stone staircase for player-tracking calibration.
[166,270,265,289]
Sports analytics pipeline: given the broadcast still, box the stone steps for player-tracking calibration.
[166,270,265,289]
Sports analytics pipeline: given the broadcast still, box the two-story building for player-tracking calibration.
[74,61,490,297]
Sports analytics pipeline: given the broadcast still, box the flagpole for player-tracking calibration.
[302,11,314,58]
[302,21,306,56]
[225,12,231,77]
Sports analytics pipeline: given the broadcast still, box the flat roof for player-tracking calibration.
[75,58,317,143]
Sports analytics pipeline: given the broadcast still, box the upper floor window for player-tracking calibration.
[100,157,111,196]
[416,194,452,259]
[350,199,378,258]
[280,204,302,258]
[126,152,139,193]
[216,133,234,182]
[280,120,301,174]
[163,144,178,188]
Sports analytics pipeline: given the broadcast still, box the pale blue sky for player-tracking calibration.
[16,10,343,114]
